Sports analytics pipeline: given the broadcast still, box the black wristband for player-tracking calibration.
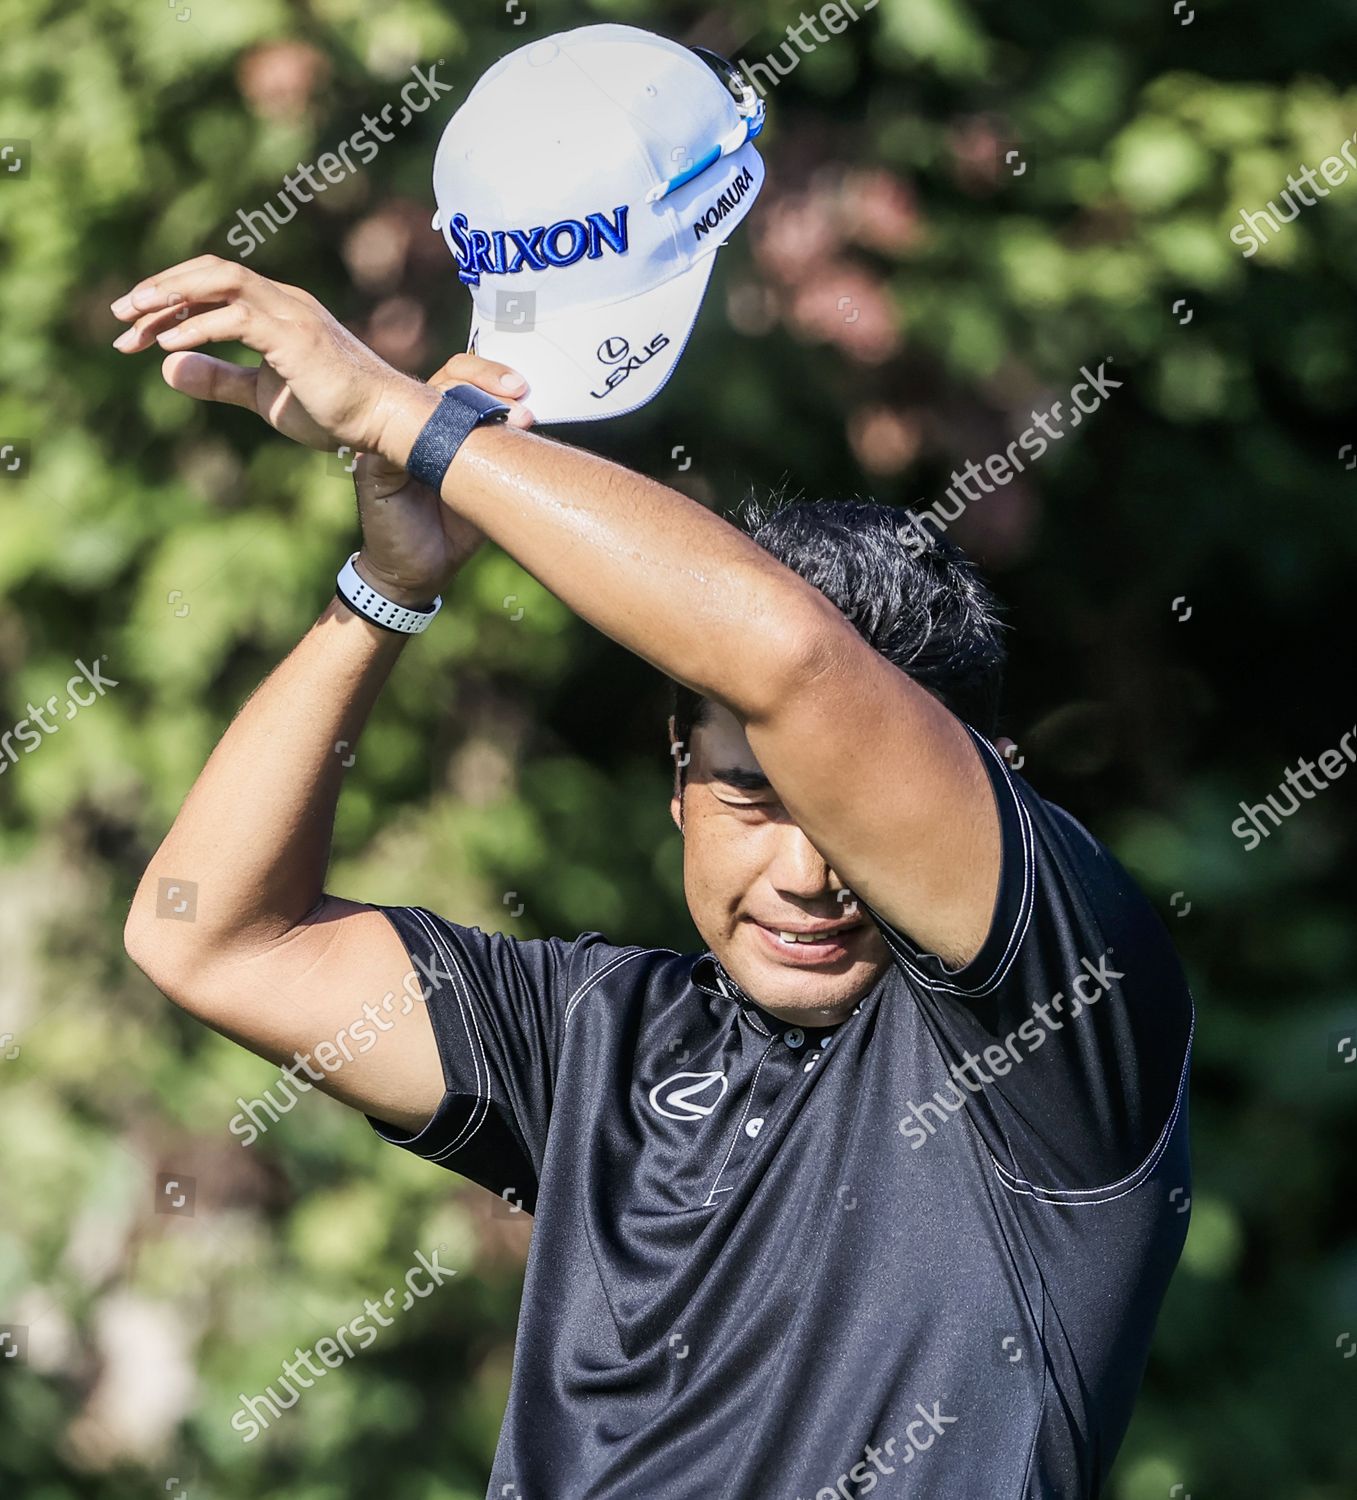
[405,384,511,492]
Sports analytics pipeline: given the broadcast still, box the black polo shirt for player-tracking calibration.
[369,732,1194,1499]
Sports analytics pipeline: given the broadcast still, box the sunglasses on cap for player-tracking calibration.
[644,46,766,204]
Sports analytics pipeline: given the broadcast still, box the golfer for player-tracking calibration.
[115,35,1193,1500]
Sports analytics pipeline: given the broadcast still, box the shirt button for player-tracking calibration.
[784,1028,805,1049]
[803,1054,821,1073]
[745,1117,765,1138]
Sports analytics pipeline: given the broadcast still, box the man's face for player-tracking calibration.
[669,703,892,1025]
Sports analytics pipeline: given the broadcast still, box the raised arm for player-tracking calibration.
[383,402,1001,968]
[122,351,534,1131]
[113,260,1000,969]
[122,593,447,1130]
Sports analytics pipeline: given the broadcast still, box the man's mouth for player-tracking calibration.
[750,919,860,962]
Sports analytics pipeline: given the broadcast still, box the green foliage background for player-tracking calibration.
[2,0,1355,1494]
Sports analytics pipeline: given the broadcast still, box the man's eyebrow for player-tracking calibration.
[711,767,774,793]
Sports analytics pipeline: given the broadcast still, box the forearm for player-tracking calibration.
[382,386,846,722]
[126,598,406,965]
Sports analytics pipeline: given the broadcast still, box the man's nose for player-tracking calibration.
[766,822,835,900]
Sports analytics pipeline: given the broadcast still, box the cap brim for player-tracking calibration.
[467,253,718,426]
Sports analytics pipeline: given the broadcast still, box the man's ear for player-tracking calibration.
[666,714,685,834]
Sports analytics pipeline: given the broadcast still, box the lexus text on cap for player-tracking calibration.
[431,24,765,425]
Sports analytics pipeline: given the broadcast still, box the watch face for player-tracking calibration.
[454,383,511,420]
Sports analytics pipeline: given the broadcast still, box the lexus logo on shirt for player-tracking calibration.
[648,1070,728,1121]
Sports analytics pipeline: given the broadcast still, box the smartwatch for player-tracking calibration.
[336,554,442,636]
[405,383,511,492]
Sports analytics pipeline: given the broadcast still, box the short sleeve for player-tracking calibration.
[871,730,1195,1197]
[363,903,591,1213]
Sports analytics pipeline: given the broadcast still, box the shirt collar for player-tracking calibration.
[690,952,848,1045]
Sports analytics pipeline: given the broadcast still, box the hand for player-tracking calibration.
[352,354,535,605]
[110,255,451,457]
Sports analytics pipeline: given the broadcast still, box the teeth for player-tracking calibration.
[779,931,829,944]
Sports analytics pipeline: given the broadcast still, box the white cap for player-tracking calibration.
[431,24,765,425]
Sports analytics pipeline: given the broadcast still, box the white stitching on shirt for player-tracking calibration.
[563,946,651,1029]
[871,732,1037,998]
[989,994,1196,1207]
[741,1005,773,1038]
[703,1036,778,1206]
[406,907,493,1161]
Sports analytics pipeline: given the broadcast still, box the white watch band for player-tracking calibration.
[335,554,442,635]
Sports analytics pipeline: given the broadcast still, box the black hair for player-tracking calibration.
[670,494,1006,782]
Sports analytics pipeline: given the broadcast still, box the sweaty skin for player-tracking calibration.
[112,256,1001,1127]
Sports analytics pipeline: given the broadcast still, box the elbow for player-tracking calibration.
[742,594,855,727]
[123,895,184,999]
[122,875,213,1005]
[123,884,157,979]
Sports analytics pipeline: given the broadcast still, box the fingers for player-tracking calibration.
[112,260,539,431]
[110,255,284,322]
[427,352,534,426]
[111,254,221,318]
[429,351,528,399]
[153,303,256,353]
[113,296,226,353]
[160,351,261,412]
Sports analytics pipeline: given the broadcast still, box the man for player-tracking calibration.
[115,253,1192,1497]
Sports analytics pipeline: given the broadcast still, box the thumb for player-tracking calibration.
[161,351,260,412]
